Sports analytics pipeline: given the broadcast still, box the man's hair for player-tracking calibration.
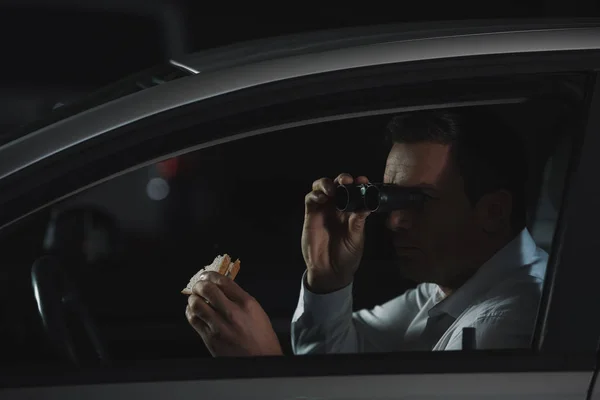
[385,108,528,231]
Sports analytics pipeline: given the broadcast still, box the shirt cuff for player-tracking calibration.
[293,270,353,325]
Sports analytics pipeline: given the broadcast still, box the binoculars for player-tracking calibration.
[335,183,430,213]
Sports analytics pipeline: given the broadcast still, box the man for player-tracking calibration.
[186,108,547,356]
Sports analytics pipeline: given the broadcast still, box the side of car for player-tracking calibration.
[1,22,600,400]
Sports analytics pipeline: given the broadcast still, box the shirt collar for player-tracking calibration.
[428,228,540,319]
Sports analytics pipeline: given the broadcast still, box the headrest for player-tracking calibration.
[43,206,119,268]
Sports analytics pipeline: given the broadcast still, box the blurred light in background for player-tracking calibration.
[157,157,179,179]
[146,177,170,201]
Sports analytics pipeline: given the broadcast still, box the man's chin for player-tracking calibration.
[394,256,434,284]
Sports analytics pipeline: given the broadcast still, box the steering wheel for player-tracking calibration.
[31,206,118,366]
[31,255,109,366]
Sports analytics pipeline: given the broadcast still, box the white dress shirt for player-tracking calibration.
[291,228,547,354]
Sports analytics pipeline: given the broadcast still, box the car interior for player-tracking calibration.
[0,74,585,368]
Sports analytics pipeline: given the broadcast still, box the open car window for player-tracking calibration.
[0,74,587,353]
[0,55,600,400]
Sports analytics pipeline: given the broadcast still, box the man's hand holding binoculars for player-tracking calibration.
[302,173,371,294]
[303,172,431,294]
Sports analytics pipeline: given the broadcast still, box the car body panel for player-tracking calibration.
[0,371,592,400]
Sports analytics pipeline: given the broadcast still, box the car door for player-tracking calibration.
[1,21,600,400]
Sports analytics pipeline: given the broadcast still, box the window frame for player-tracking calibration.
[532,72,600,354]
[0,51,600,390]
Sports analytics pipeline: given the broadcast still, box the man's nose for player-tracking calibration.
[386,209,413,231]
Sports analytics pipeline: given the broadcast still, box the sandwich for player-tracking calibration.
[181,254,241,295]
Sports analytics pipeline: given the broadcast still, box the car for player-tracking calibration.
[1,18,600,400]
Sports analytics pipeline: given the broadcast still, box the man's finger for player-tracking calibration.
[354,175,370,185]
[305,191,329,214]
[187,295,222,332]
[349,210,371,233]
[186,304,210,333]
[312,177,335,197]
[333,173,354,186]
[192,278,237,319]
[197,271,252,306]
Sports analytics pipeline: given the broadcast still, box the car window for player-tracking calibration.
[0,81,583,370]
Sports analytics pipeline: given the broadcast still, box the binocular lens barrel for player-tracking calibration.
[335,184,427,213]
[335,184,367,212]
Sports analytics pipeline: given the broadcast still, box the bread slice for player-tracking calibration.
[181,254,241,295]
[226,258,241,280]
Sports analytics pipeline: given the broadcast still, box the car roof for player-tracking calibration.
[8,18,600,145]
[2,19,600,185]
[176,19,600,73]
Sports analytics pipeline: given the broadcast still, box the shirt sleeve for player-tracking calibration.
[291,270,434,355]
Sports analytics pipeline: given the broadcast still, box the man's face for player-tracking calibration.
[383,142,483,288]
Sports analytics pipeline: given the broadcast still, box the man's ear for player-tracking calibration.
[475,190,513,234]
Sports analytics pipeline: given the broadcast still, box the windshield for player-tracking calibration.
[0,62,194,147]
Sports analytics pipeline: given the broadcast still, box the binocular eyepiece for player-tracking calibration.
[335,183,429,213]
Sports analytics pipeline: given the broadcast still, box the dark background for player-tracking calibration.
[0,0,599,133]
